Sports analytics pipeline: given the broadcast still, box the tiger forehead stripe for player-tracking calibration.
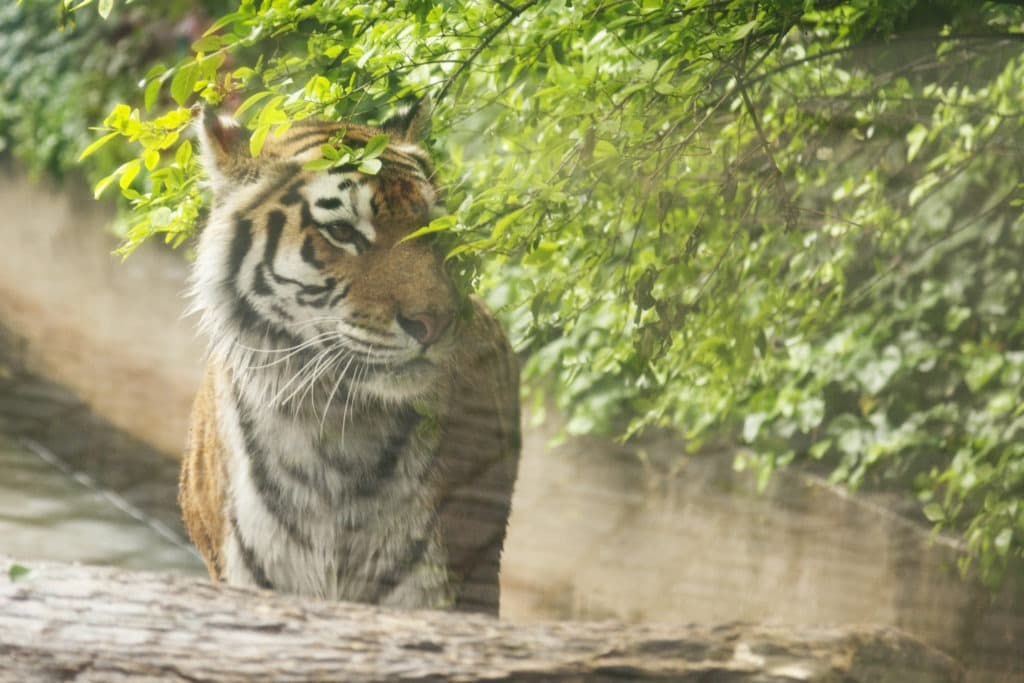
[276,124,343,150]
[300,172,378,244]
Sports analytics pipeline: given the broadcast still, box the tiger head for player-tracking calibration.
[192,99,459,405]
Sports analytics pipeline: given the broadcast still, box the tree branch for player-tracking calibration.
[436,0,539,105]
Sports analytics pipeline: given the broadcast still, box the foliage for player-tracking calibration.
[9,0,1024,587]
[7,563,30,581]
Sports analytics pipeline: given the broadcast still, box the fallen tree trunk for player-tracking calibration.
[0,557,962,682]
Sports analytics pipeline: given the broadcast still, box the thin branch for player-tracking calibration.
[436,0,539,105]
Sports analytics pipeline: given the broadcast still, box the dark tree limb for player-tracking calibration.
[0,557,963,683]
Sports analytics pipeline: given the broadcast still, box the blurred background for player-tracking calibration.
[2,2,1024,681]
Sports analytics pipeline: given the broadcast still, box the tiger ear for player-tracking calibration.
[196,106,252,193]
[381,95,432,143]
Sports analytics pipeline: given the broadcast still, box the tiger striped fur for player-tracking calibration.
[179,100,521,615]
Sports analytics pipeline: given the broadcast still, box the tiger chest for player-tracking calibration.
[218,383,452,607]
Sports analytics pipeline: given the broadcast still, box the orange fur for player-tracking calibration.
[179,364,228,581]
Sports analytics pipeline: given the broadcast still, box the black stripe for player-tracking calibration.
[269,303,295,321]
[238,167,300,216]
[296,278,337,308]
[328,283,350,307]
[315,197,343,210]
[292,138,331,157]
[379,155,425,177]
[228,288,303,348]
[280,180,305,206]
[356,406,420,496]
[226,217,253,290]
[328,163,360,175]
[300,235,325,268]
[229,514,274,589]
[262,210,339,303]
[367,516,438,601]
[234,390,314,549]
[279,126,339,149]
[264,210,286,264]
[252,263,272,296]
[337,179,355,192]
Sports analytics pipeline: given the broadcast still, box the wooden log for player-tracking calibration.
[0,558,962,683]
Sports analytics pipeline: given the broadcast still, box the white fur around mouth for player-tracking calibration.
[354,357,444,403]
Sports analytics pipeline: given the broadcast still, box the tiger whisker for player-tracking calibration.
[321,352,358,438]
[281,346,355,409]
[300,344,348,412]
[270,345,339,408]
[341,354,371,444]
[236,330,343,365]
[247,333,348,371]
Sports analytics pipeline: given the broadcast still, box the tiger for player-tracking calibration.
[178,98,521,615]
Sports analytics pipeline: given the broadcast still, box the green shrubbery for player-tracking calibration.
[4,0,1023,586]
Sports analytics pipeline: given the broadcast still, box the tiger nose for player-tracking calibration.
[396,309,454,347]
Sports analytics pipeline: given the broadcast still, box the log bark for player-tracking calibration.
[0,557,962,683]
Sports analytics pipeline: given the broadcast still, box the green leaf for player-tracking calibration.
[234,91,274,118]
[727,19,759,42]
[249,124,270,158]
[144,77,163,112]
[906,124,928,162]
[203,9,250,37]
[7,561,30,581]
[170,63,199,106]
[191,35,224,53]
[93,174,116,199]
[302,157,338,171]
[104,103,132,130]
[7,565,29,581]
[320,144,340,161]
[97,0,113,19]
[119,159,141,190]
[965,354,1004,392]
[175,140,192,168]
[8,564,30,581]
[358,157,382,175]
[78,131,119,161]
[922,503,945,522]
[994,528,1013,556]
[400,215,457,244]
[490,206,526,240]
[362,134,390,159]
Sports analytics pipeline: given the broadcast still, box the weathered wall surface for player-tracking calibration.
[0,164,202,455]
[0,166,1021,681]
